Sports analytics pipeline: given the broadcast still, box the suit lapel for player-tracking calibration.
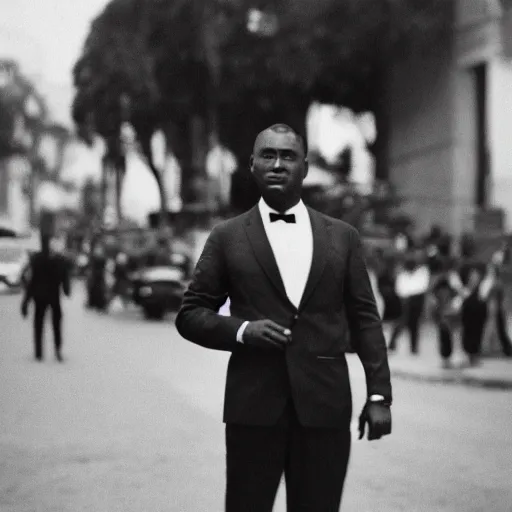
[299,208,331,310]
[243,206,292,306]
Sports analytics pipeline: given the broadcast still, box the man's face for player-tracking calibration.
[250,130,308,205]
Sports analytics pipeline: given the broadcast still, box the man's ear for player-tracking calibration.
[249,155,254,173]
[303,157,309,179]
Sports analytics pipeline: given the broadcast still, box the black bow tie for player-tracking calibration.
[269,212,296,224]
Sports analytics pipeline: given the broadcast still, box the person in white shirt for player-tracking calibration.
[388,249,430,354]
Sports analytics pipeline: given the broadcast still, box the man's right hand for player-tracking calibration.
[242,320,291,351]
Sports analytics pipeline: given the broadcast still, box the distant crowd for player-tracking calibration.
[41,221,512,368]
[366,225,512,367]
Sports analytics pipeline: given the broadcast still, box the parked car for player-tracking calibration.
[131,264,188,320]
[0,244,30,291]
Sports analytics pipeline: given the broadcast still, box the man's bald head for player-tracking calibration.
[253,123,307,156]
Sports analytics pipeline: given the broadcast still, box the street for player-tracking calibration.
[1,283,511,512]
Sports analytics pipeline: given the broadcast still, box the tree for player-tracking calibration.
[0,61,47,159]
[72,0,163,222]
[73,0,454,214]
[217,0,454,208]
[0,92,17,157]
[0,60,48,227]
[72,0,213,223]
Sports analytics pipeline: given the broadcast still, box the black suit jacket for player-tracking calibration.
[25,252,70,304]
[175,205,392,427]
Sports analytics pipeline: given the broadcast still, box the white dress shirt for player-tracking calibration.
[258,198,313,308]
[236,198,313,341]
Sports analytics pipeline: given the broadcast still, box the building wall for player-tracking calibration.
[388,0,512,235]
[388,35,456,233]
[452,0,503,232]
[488,57,512,231]
[451,66,478,233]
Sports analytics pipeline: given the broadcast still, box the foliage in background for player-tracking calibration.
[0,61,47,159]
[72,0,454,213]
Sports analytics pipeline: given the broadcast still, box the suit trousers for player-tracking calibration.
[225,401,351,512]
[33,300,62,359]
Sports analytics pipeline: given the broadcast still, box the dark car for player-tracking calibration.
[131,265,188,320]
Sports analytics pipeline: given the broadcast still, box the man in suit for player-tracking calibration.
[21,234,71,362]
[175,123,392,511]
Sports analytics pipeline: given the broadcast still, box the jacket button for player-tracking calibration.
[294,314,299,320]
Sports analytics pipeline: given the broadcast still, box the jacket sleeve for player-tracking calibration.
[175,226,245,351]
[344,228,392,403]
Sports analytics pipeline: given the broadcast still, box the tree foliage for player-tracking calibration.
[0,61,47,158]
[72,0,454,212]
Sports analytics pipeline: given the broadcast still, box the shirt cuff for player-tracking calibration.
[369,394,385,402]
[236,321,249,343]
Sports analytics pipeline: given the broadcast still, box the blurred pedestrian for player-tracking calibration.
[87,244,108,311]
[105,255,116,301]
[111,251,131,308]
[21,235,71,362]
[378,253,401,323]
[430,257,464,368]
[460,262,493,366]
[488,246,512,357]
[176,124,392,512]
[424,224,443,247]
[388,249,430,354]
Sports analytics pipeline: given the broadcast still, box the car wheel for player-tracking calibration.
[143,306,165,320]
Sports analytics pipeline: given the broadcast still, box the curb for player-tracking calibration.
[391,367,512,391]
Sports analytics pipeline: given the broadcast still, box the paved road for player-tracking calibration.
[1,284,511,512]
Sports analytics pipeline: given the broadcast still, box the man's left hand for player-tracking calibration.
[358,401,392,441]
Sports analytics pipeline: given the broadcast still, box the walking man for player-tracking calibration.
[175,124,392,511]
[21,234,71,362]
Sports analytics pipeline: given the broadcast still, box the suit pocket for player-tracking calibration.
[316,355,344,361]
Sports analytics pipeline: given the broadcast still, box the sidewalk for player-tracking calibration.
[382,323,512,390]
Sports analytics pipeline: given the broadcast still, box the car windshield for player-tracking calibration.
[0,246,24,263]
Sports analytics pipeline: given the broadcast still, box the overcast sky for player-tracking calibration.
[0,0,110,125]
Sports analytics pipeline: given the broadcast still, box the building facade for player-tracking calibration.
[388,0,512,234]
